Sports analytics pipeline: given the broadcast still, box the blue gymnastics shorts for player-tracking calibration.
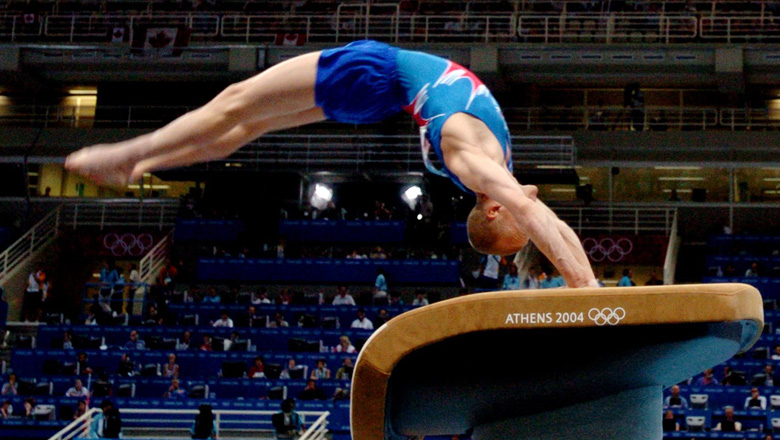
[315,40,403,124]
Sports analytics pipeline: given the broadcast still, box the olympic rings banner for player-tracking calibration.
[580,235,668,266]
[72,231,162,258]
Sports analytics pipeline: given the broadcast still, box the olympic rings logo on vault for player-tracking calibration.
[588,307,626,326]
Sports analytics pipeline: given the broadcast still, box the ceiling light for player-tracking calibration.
[658,177,705,181]
[653,166,702,170]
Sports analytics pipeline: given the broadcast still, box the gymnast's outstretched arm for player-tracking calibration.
[65,52,323,185]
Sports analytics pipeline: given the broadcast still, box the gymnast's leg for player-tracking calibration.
[65,51,324,186]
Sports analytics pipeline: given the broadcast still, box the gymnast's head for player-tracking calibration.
[467,193,529,256]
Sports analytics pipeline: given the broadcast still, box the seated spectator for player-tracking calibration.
[744,387,767,410]
[645,271,663,286]
[693,369,717,387]
[213,311,234,328]
[374,309,391,328]
[335,358,353,380]
[191,403,217,440]
[0,400,11,419]
[22,397,35,419]
[77,352,93,375]
[501,264,522,291]
[280,359,302,380]
[772,346,780,360]
[117,353,136,376]
[65,379,90,398]
[664,385,687,409]
[202,288,221,304]
[297,380,326,401]
[1,373,18,396]
[714,406,741,432]
[164,378,186,399]
[617,269,634,287]
[350,308,374,330]
[389,292,404,306]
[332,286,355,306]
[251,288,271,305]
[248,357,265,379]
[238,305,260,327]
[412,290,429,306]
[752,365,776,386]
[144,305,163,326]
[74,400,87,420]
[124,330,146,350]
[310,359,331,380]
[721,366,746,386]
[63,331,73,349]
[269,312,289,328]
[200,335,213,352]
[162,353,179,378]
[745,263,760,277]
[335,335,356,354]
[272,398,304,439]
[662,410,679,432]
[176,331,193,351]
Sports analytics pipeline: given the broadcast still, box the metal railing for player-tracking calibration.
[0,207,60,283]
[663,209,680,285]
[48,407,100,440]
[119,407,329,436]
[554,206,676,235]
[139,230,171,282]
[516,13,697,43]
[59,199,179,230]
[0,104,738,131]
[299,411,330,440]
[700,16,780,42]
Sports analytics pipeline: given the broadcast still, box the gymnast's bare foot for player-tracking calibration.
[65,143,140,187]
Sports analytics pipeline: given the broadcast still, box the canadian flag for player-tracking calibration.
[274,33,306,46]
[131,25,191,56]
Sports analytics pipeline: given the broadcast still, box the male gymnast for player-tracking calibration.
[65,40,599,288]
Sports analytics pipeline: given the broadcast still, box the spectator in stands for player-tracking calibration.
[351,308,374,330]
[389,292,404,306]
[773,346,780,360]
[117,353,136,376]
[645,271,663,286]
[477,254,502,289]
[335,335,356,354]
[332,286,356,306]
[280,359,303,380]
[77,352,93,375]
[248,357,265,379]
[124,330,146,350]
[714,406,741,432]
[269,312,289,328]
[22,263,44,322]
[62,331,73,349]
[213,311,234,328]
[335,358,353,380]
[662,410,679,432]
[272,398,304,439]
[251,288,271,305]
[722,366,746,386]
[200,335,213,352]
[744,387,767,410]
[502,263,522,291]
[1,373,18,396]
[753,365,776,386]
[165,378,186,399]
[176,331,193,351]
[746,263,760,277]
[310,359,331,380]
[66,379,90,398]
[190,404,217,440]
[144,305,163,326]
[374,268,388,301]
[74,400,87,420]
[693,369,717,387]
[90,400,121,439]
[618,269,635,287]
[163,353,179,378]
[412,290,429,306]
[374,309,391,328]
[298,380,326,401]
[22,397,36,419]
[664,385,688,409]
[1,400,11,419]
[203,288,222,304]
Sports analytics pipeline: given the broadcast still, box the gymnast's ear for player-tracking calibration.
[485,203,501,219]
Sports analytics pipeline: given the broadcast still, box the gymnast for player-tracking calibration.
[65,40,598,288]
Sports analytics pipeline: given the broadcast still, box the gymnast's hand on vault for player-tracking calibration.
[65,144,138,187]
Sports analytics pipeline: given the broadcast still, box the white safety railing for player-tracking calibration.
[554,206,676,235]
[59,199,179,230]
[299,411,330,440]
[719,108,780,131]
[0,207,60,283]
[504,106,719,132]
[48,407,101,440]
[700,16,780,43]
[516,13,697,43]
[139,230,172,284]
[119,407,329,436]
[663,209,680,285]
